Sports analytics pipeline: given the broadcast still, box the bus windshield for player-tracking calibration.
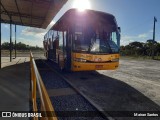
[73,26,120,54]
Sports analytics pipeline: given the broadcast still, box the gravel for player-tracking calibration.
[50,95,106,120]
[36,60,70,89]
[39,70,70,89]
[35,60,107,120]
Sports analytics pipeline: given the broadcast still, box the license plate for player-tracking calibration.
[95,65,103,69]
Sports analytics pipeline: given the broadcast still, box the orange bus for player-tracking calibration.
[43,9,121,71]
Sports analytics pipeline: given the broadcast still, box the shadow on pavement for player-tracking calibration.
[62,71,160,119]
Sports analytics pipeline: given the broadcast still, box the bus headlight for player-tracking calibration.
[74,58,87,62]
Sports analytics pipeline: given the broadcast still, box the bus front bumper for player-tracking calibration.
[72,61,119,71]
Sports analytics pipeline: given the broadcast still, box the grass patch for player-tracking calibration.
[120,55,160,61]
[1,50,44,57]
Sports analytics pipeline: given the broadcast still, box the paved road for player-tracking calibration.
[62,57,160,120]
[0,57,30,120]
[99,57,160,106]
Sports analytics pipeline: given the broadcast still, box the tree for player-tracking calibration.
[145,39,157,56]
[1,42,43,50]
[16,42,28,50]
[120,40,160,58]
[2,42,10,50]
[129,41,144,55]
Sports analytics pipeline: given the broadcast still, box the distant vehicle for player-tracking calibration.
[43,9,121,71]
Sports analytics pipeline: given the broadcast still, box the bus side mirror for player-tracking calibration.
[118,27,121,33]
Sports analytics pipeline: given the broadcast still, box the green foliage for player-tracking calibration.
[1,42,10,49]
[120,40,160,58]
[1,42,43,50]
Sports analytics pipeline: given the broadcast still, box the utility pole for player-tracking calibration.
[15,24,16,58]
[152,16,157,59]
[0,0,1,68]
[10,15,12,62]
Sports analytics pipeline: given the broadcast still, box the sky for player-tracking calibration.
[1,0,160,47]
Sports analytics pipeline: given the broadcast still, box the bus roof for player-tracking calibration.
[51,9,117,31]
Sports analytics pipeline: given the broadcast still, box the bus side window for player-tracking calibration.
[55,39,59,49]
[63,31,67,54]
[58,31,63,51]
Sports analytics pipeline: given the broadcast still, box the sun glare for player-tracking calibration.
[73,0,91,12]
